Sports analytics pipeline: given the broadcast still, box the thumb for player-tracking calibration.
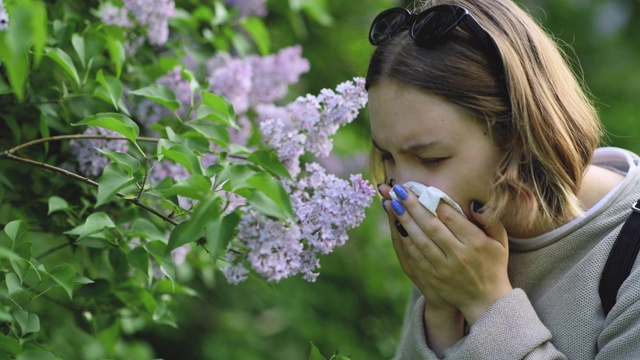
[470,201,508,249]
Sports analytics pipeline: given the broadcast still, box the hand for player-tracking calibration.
[379,184,452,309]
[382,184,512,325]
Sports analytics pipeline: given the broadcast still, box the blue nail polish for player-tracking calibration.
[391,199,405,215]
[393,184,408,201]
[382,199,388,213]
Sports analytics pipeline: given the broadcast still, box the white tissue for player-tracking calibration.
[389,181,466,218]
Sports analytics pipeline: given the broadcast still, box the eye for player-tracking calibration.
[419,157,448,167]
[380,152,394,163]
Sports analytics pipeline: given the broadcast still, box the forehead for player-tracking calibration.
[368,81,474,149]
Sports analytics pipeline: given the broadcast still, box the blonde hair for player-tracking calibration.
[366,0,602,232]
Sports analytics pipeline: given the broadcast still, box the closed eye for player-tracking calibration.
[419,157,448,167]
[380,152,394,163]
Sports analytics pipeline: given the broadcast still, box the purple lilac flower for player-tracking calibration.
[207,46,310,115]
[97,0,175,48]
[257,77,368,167]
[123,0,175,46]
[70,127,129,177]
[221,78,375,285]
[0,1,9,31]
[98,2,132,28]
[224,0,267,18]
[208,54,253,114]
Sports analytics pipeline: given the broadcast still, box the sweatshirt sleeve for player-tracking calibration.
[393,288,567,360]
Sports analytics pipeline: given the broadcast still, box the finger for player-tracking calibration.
[377,183,393,200]
[390,196,448,260]
[434,201,481,245]
[469,201,509,249]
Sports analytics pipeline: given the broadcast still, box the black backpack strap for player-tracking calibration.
[599,199,640,316]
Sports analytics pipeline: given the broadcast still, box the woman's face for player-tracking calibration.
[368,80,504,218]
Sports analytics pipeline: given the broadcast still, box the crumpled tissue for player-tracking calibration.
[389,181,466,218]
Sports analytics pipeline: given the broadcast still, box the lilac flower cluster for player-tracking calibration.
[70,127,129,177]
[222,78,375,284]
[207,46,310,115]
[257,77,368,176]
[224,0,267,18]
[98,0,175,48]
[0,0,9,31]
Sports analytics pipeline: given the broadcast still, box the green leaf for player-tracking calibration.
[166,196,220,252]
[96,69,124,110]
[4,220,28,243]
[11,308,40,336]
[0,0,47,100]
[214,163,257,190]
[129,84,180,112]
[197,91,238,128]
[292,0,333,26]
[71,33,87,69]
[16,349,60,360]
[105,35,125,78]
[245,173,294,219]
[185,120,230,148]
[45,47,81,88]
[247,190,290,220]
[0,77,12,94]
[73,112,139,143]
[308,342,327,360]
[64,212,116,240]
[47,196,70,215]
[4,115,21,144]
[95,149,140,177]
[5,273,22,295]
[96,163,140,207]
[247,149,292,179]
[127,247,150,278]
[206,212,240,262]
[0,334,21,355]
[240,17,270,55]
[49,264,76,299]
[158,174,212,201]
[129,218,167,242]
[158,139,204,176]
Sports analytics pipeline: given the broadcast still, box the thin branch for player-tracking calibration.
[3,153,178,226]
[1,134,160,156]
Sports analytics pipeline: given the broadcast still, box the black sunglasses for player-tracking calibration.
[369,5,496,53]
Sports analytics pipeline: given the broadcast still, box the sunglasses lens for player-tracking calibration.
[412,6,465,44]
[370,10,410,45]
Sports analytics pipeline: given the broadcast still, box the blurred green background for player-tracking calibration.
[140,0,640,359]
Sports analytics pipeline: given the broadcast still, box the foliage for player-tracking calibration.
[0,0,377,358]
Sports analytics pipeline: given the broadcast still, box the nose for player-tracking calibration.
[386,162,414,186]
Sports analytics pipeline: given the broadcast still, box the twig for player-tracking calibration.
[1,134,160,156]
[3,153,178,226]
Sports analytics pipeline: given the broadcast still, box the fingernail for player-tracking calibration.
[388,178,395,186]
[391,199,405,215]
[472,201,485,214]
[382,199,388,213]
[393,184,408,201]
[396,221,408,237]
[377,183,383,195]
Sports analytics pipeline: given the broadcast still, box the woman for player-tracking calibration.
[368,0,640,358]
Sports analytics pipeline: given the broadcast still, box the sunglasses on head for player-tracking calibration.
[369,5,497,54]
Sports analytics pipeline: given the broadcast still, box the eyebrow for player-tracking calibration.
[371,138,440,154]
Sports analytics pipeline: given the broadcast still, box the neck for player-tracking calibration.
[504,165,625,239]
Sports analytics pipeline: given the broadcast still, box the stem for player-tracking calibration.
[1,134,160,155]
[3,153,178,226]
